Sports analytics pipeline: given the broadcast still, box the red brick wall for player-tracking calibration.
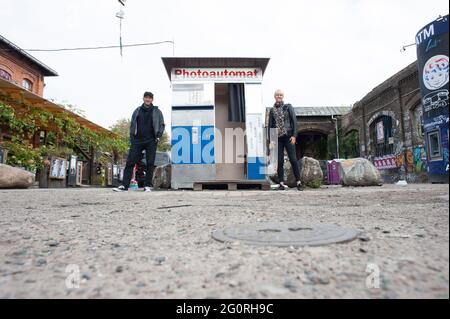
[0,50,46,96]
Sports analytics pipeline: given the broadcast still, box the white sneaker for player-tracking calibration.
[278,182,289,190]
[144,186,153,192]
[113,185,127,192]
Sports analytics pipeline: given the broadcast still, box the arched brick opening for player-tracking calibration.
[296,130,328,160]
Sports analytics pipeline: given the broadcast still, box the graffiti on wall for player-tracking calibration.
[444,148,449,172]
[374,155,397,170]
[413,146,428,173]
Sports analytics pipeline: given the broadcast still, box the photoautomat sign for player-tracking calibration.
[171,68,263,82]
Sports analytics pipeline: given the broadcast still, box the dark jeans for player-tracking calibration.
[278,135,300,183]
[122,139,157,188]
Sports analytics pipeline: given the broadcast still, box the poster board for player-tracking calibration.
[107,164,113,186]
[376,121,384,144]
[76,161,83,186]
[49,157,67,180]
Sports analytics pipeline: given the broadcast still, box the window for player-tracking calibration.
[22,79,33,91]
[427,130,442,161]
[370,115,394,156]
[0,68,12,81]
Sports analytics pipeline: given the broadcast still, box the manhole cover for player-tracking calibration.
[212,222,360,247]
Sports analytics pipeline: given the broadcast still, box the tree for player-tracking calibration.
[109,118,171,152]
[157,131,171,152]
[109,118,131,143]
[57,102,87,118]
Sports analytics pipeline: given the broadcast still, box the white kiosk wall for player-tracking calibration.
[169,67,266,189]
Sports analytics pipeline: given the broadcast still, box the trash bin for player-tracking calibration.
[327,160,342,185]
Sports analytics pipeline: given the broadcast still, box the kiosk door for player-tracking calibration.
[171,82,216,189]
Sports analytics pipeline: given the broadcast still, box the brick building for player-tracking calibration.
[0,35,120,187]
[341,61,428,183]
[268,61,434,184]
[0,35,58,96]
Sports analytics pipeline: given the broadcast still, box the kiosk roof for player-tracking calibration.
[161,57,270,79]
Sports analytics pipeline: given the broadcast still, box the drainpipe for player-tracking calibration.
[397,86,408,181]
[331,115,340,159]
[362,105,367,157]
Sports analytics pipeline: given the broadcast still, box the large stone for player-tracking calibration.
[300,157,323,188]
[0,164,35,189]
[152,164,171,189]
[284,160,297,187]
[340,158,382,186]
[276,157,323,188]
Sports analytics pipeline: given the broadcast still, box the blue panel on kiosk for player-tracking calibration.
[247,157,266,180]
[171,126,215,165]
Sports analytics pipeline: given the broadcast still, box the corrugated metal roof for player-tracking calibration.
[161,57,270,79]
[293,106,352,116]
[0,35,58,76]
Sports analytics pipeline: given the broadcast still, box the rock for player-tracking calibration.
[152,164,171,189]
[155,256,167,265]
[359,248,368,253]
[35,258,47,267]
[47,240,59,247]
[0,164,35,189]
[283,280,298,292]
[304,271,330,285]
[358,234,371,242]
[339,158,382,186]
[115,266,123,273]
[82,272,92,280]
[274,157,323,188]
[283,160,297,187]
[300,157,323,188]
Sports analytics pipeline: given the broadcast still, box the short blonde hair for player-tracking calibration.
[274,89,284,97]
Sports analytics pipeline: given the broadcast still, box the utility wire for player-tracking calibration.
[0,40,174,52]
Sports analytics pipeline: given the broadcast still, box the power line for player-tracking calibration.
[0,40,174,52]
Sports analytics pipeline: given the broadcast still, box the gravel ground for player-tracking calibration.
[0,184,448,299]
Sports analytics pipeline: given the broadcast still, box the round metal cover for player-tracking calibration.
[212,222,360,247]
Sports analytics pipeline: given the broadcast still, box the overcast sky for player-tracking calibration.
[1,0,449,131]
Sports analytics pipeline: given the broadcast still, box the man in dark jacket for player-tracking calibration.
[268,89,303,191]
[113,92,165,192]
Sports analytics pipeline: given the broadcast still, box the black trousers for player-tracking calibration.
[277,135,300,183]
[122,139,157,188]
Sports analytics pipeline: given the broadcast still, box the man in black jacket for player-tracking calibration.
[268,90,303,191]
[113,92,165,192]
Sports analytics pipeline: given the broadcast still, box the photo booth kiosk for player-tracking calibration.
[162,57,272,189]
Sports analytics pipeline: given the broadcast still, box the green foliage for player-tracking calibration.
[109,118,131,141]
[157,131,171,152]
[341,130,360,159]
[0,101,127,171]
[3,141,43,172]
[306,179,322,189]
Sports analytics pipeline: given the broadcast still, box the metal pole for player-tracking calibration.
[332,115,340,159]
[336,119,340,159]
[119,18,123,57]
